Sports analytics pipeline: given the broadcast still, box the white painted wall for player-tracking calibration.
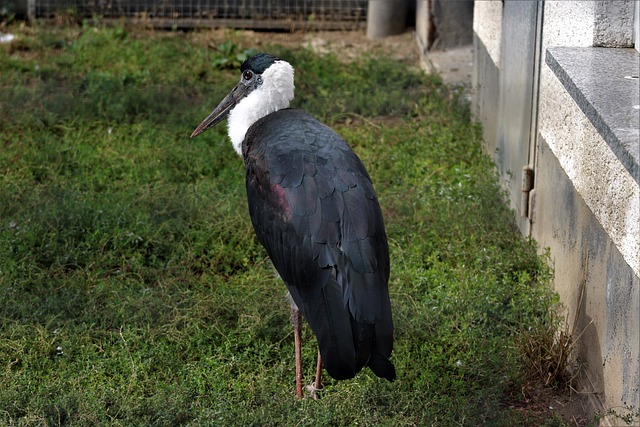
[635,1,640,52]
[542,1,635,47]
[472,0,502,66]
[538,1,639,276]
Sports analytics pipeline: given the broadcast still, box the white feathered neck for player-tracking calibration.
[227,60,295,155]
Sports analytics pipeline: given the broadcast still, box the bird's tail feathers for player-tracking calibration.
[368,352,396,381]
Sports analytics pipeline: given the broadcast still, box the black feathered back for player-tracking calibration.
[243,109,395,381]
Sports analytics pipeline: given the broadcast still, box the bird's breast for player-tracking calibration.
[268,182,292,221]
[248,172,292,222]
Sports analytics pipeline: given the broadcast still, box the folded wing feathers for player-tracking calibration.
[267,129,384,323]
[245,109,393,381]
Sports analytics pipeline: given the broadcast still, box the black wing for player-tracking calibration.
[243,109,395,381]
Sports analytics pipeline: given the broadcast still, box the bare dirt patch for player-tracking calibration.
[191,28,421,66]
[505,380,595,426]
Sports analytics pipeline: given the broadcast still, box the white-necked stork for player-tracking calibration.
[191,53,395,397]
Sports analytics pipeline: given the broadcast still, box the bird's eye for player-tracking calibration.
[243,70,253,80]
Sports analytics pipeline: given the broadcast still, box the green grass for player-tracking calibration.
[1,25,564,426]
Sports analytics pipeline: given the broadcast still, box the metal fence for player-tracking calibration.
[27,0,368,30]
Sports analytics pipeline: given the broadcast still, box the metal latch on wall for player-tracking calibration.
[520,165,534,219]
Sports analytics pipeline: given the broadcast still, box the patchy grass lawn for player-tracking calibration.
[1,24,573,426]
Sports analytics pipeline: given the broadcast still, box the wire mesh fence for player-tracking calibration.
[28,0,368,30]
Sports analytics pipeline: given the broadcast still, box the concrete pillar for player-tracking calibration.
[367,0,409,39]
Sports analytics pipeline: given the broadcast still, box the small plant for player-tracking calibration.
[515,307,576,389]
[514,255,592,394]
[210,40,259,69]
[53,6,80,26]
[593,406,640,426]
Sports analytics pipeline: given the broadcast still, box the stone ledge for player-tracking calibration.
[546,47,640,185]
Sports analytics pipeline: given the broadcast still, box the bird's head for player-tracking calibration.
[190,53,295,155]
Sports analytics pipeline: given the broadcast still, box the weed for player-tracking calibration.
[596,406,640,426]
[514,305,575,388]
[209,40,260,69]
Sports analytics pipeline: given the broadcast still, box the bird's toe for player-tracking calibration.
[305,382,324,400]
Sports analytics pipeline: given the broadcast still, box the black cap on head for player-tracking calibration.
[241,53,280,74]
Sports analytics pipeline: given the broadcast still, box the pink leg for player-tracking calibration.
[314,350,323,391]
[305,349,324,399]
[290,305,303,398]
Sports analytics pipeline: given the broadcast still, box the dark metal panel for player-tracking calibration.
[497,0,542,235]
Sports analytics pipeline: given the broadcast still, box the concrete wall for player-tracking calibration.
[472,0,640,421]
[537,63,639,417]
[636,1,640,51]
[536,3,639,418]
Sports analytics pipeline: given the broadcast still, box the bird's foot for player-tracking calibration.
[305,381,324,400]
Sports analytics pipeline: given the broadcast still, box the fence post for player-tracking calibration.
[27,0,35,22]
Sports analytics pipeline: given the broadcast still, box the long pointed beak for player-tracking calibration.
[190,82,251,139]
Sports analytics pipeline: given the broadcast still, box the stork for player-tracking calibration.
[191,53,395,397]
